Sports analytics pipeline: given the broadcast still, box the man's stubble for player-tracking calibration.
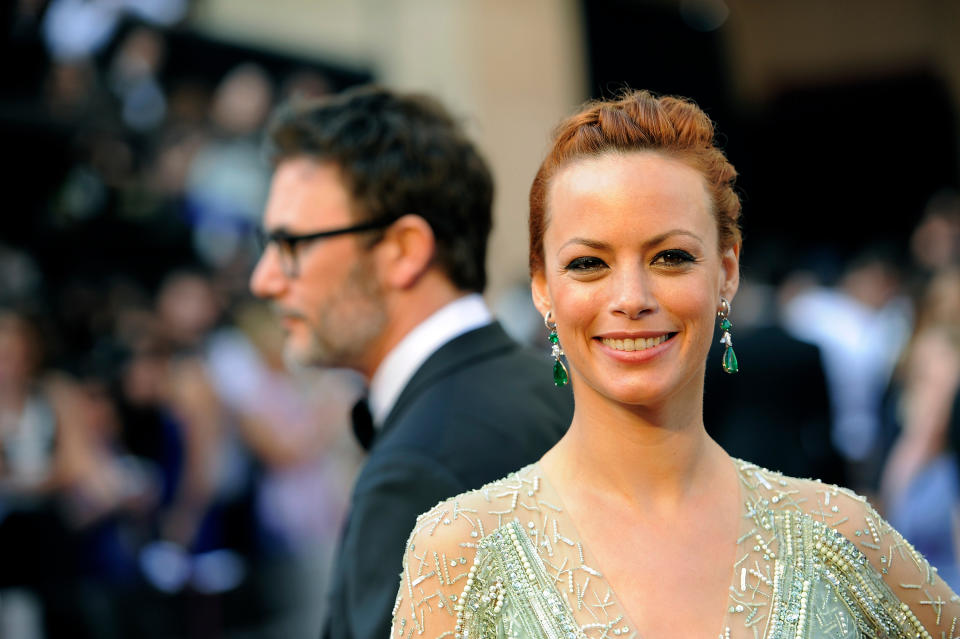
[286,255,388,374]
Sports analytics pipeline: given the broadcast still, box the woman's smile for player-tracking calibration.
[595,332,678,364]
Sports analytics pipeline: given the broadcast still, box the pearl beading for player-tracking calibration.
[455,519,582,639]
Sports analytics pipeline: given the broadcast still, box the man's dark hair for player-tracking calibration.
[267,85,494,292]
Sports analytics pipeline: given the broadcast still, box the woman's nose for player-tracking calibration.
[610,268,657,319]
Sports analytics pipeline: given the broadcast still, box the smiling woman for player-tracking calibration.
[390,90,958,639]
[531,151,737,410]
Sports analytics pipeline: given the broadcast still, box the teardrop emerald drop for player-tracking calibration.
[722,346,739,374]
[553,360,569,387]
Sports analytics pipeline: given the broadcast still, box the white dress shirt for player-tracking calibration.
[368,293,493,427]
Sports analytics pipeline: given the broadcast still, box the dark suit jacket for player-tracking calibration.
[704,324,845,486]
[322,322,573,639]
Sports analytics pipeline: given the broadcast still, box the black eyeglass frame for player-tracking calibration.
[255,216,395,277]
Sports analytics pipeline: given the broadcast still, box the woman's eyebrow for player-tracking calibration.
[645,229,704,247]
[558,237,609,252]
[558,229,703,253]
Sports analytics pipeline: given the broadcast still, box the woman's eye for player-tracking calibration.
[565,256,607,271]
[653,249,696,266]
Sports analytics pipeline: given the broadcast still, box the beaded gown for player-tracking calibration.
[391,459,959,639]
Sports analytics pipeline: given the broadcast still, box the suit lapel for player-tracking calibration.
[379,322,515,433]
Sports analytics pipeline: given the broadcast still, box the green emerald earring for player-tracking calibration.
[544,311,569,387]
[718,297,739,374]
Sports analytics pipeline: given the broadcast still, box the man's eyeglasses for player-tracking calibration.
[255,217,394,278]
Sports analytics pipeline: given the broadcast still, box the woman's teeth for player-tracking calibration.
[601,334,670,352]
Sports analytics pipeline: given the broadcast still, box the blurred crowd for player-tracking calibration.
[2,3,364,638]
[0,272,364,637]
[2,1,960,637]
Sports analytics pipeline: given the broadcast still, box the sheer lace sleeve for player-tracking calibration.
[392,497,484,639]
[749,463,960,639]
[829,486,960,637]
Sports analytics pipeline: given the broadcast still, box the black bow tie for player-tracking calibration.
[351,398,375,451]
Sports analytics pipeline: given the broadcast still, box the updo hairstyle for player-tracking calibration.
[529,90,741,275]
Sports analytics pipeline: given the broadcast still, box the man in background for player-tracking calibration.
[250,86,572,639]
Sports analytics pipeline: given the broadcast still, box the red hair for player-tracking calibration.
[529,90,741,275]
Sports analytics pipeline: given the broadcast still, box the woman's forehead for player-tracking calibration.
[544,152,714,237]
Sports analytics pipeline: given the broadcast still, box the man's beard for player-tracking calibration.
[287,257,388,373]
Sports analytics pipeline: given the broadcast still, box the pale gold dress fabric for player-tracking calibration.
[392,459,959,639]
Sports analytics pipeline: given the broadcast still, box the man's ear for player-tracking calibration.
[375,214,436,290]
[719,242,741,303]
[530,269,552,318]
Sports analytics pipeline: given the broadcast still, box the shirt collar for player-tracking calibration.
[368,293,492,427]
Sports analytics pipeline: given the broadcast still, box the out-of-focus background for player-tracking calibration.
[1,1,959,637]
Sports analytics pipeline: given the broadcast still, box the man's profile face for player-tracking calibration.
[250,157,387,372]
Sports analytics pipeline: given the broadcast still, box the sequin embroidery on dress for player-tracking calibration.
[392,460,960,639]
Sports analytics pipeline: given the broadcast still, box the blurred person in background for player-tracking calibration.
[704,278,842,485]
[184,63,275,269]
[46,349,158,638]
[208,300,363,636]
[0,308,66,602]
[0,307,156,638]
[782,248,912,491]
[250,86,573,639]
[0,305,62,637]
[0,245,43,310]
[131,269,360,637]
[154,269,223,351]
[135,269,256,600]
[909,189,960,283]
[881,267,960,589]
[106,24,167,133]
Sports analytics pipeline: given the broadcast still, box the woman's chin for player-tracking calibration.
[577,374,676,408]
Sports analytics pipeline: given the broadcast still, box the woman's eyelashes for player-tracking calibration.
[652,249,697,266]
[563,256,608,272]
[562,249,698,273]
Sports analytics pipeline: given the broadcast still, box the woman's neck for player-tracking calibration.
[543,379,726,511]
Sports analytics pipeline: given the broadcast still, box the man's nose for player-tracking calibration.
[250,247,287,299]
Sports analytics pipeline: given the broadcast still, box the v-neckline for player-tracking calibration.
[529,457,749,639]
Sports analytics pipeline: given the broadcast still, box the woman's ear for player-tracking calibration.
[531,269,552,318]
[376,214,436,289]
[719,242,741,303]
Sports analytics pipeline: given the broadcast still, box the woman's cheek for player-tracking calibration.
[552,285,599,328]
